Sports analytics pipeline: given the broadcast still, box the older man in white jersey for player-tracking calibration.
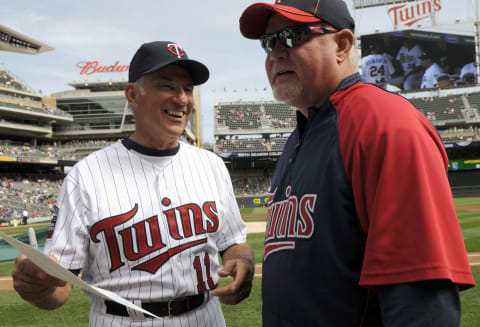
[12,41,254,327]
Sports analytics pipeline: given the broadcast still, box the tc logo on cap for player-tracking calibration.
[167,43,185,58]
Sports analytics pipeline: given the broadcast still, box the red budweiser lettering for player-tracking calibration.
[76,60,129,75]
[388,0,442,27]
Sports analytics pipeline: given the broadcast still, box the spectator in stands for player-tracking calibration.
[239,0,474,325]
[420,51,444,89]
[395,38,425,90]
[22,207,28,225]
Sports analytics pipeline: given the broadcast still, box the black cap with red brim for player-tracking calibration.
[240,0,355,39]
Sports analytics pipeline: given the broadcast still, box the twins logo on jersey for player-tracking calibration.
[264,186,317,260]
[90,199,219,274]
[398,54,416,64]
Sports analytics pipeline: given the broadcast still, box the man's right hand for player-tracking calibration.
[12,254,71,309]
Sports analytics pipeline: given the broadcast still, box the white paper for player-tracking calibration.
[0,230,160,319]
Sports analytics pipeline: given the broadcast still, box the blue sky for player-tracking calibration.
[0,0,477,143]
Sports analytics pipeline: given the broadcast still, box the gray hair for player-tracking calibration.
[136,76,146,95]
[127,77,146,113]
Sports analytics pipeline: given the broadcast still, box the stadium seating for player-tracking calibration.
[215,101,295,132]
[0,139,118,161]
[231,175,271,196]
[262,102,296,128]
[438,127,476,142]
[215,94,480,149]
[0,176,60,223]
[409,95,465,121]
[0,70,32,92]
[216,136,289,153]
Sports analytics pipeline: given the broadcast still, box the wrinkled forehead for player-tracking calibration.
[145,64,194,85]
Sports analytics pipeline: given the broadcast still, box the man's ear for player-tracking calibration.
[335,29,354,64]
[125,84,139,112]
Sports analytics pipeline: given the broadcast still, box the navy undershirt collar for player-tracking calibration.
[333,72,362,93]
[121,138,180,157]
[296,73,362,136]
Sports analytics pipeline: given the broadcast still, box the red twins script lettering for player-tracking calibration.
[264,186,317,260]
[388,0,442,27]
[90,200,219,274]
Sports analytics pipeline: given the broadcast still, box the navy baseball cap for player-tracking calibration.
[128,41,209,85]
[240,0,355,39]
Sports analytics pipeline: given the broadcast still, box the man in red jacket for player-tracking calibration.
[239,0,475,326]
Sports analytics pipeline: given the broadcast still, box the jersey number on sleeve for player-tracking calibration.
[193,253,215,292]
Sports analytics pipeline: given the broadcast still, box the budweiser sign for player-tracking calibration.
[388,0,442,27]
[76,61,129,76]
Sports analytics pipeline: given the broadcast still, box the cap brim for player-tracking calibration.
[143,59,209,85]
[175,60,210,85]
[240,3,321,39]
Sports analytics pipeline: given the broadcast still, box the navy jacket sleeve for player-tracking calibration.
[377,280,461,327]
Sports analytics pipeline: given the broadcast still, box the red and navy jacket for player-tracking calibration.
[262,73,474,326]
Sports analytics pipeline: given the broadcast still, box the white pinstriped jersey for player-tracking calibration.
[361,54,396,84]
[421,63,443,89]
[396,44,423,75]
[44,139,246,327]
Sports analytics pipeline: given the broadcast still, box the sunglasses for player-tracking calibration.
[260,25,338,54]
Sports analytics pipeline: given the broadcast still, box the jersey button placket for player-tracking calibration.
[155,173,178,298]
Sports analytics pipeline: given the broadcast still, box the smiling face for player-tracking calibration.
[125,64,194,150]
[264,14,344,114]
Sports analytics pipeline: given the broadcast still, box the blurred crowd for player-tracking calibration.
[216,137,288,153]
[0,176,61,224]
[0,139,119,161]
[216,102,296,132]
[0,70,31,92]
[231,176,271,196]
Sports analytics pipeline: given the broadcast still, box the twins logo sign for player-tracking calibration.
[90,199,219,274]
[264,186,317,260]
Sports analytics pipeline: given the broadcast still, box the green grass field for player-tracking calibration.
[0,198,479,326]
[0,223,49,236]
[239,207,268,215]
[454,197,480,206]
[455,197,480,253]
